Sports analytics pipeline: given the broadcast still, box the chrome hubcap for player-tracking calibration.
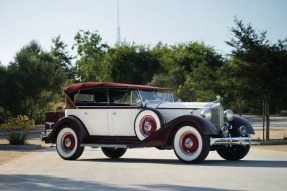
[184,138,193,149]
[65,138,71,147]
[144,122,152,131]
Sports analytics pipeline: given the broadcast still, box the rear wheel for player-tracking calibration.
[56,127,84,160]
[216,145,250,160]
[173,125,210,164]
[101,147,127,158]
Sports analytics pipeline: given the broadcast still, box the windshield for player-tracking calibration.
[139,90,174,103]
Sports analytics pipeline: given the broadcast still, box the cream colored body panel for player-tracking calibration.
[66,108,110,135]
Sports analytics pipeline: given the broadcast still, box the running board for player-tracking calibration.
[80,144,128,148]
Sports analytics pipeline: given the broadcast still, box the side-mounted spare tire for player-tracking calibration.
[134,109,164,140]
[56,127,84,160]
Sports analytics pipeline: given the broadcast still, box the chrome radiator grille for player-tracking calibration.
[210,106,224,130]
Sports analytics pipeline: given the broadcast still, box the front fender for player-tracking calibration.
[230,116,255,135]
[129,115,218,148]
[48,116,89,144]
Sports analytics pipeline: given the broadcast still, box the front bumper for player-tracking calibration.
[210,135,260,146]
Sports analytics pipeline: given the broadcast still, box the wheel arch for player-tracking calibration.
[48,116,89,144]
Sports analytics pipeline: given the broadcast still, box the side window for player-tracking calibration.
[94,90,108,105]
[109,89,141,106]
[74,90,94,106]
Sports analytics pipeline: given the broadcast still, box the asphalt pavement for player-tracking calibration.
[0,147,287,191]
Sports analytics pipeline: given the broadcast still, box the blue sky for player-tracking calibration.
[0,0,287,66]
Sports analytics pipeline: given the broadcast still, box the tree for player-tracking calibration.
[0,41,66,123]
[51,35,74,79]
[149,42,224,101]
[148,66,185,100]
[225,18,287,140]
[72,30,110,82]
[104,42,161,84]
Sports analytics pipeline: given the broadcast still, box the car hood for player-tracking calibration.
[146,102,219,109]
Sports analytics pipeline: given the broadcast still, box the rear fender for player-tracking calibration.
[48,116,89,144]
[129,115,218,148]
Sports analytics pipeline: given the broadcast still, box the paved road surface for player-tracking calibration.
[250,120,287,129]
[1,147,287,191]
[245,112,287,129]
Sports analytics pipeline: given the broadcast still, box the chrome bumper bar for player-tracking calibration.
[40,129,52,142]
[210,135,260,146]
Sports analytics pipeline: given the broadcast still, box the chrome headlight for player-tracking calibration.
[220,126,229,138]
[238,126,247,137]
[201,109,212,121]
[224,109,234,121]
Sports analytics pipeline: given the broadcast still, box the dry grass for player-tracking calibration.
[252,145,287,152]
[0,150,32,166]
[0,136,47,166]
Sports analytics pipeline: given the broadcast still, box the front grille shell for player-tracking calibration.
[210,105,224,131]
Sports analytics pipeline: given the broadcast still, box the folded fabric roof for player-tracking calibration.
[64,82,172,94]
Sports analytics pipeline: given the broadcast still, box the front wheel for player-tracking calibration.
[216,145,250,161]
[173,125,210,164]
[56,127,84,160]
[101,147,127,158]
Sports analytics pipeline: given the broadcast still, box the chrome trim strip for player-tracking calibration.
[210,135,260,146]
[80,144,128,148]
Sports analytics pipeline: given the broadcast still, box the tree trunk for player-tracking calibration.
[266,102,270,140]
[262,98,265,141]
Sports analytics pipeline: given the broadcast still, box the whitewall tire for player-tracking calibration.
[135,110,162,140]
[173,125,210,163]
[56,127,84,160]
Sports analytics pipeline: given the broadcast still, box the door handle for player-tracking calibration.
[112,112,116,115]
[84,112,88,115]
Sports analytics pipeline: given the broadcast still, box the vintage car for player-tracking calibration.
[41,82,260,163]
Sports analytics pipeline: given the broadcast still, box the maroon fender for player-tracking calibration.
[129,115,218,148]
[48,116,89,144]
[230,116,255,134]
[45,111,65,130]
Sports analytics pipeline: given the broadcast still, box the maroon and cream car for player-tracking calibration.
[41,82,260,163]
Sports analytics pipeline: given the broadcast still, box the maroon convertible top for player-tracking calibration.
[64,82,172,94]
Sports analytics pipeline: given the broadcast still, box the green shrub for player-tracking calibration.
[0,115,34,145]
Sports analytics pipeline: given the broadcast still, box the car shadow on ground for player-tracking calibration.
[78,158,287,168]
[0,174,239,191]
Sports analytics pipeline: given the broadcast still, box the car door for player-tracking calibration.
[67,89,111,136]
[107,89,142,136]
